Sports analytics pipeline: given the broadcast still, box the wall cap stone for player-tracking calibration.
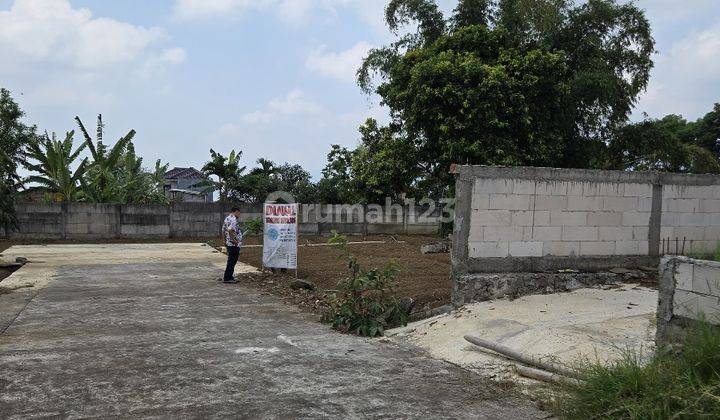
[454,165,720,186]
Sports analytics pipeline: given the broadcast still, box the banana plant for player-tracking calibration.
[75,114,135,203]
[22,131,88,202]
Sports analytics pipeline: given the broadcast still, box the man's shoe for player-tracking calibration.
[223,279,238,284]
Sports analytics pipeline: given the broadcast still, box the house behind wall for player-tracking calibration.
[163,167,214,203]
[451,165,720,305]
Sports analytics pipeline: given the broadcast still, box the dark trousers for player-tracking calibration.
[224,246,240,281]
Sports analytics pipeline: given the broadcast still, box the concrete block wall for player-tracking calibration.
[7,202,440,239]
[656,256,720,345]
[121,204,170,237]
[169,202,256,238]
[64,203,119,239]
[468,178,652,259]
[661,185,720,254]
[14,203,64,240]
[299,204,440,236]
[452,166,720,280]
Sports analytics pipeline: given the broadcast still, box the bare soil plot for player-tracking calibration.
[237,235,451,311]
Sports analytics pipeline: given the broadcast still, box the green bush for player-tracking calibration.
[243,217,263,235]
[322,232,407,337]
[554,319,720,419]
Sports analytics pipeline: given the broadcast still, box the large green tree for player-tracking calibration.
[607,104,720,174]
[692,103,720,159]
[0,88,34,232]
[318,119,420,203]
[356,0,655,195]
[235,158,317,203]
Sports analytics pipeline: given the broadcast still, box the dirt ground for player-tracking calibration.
[236,235,451,311]
[0,235,451,310]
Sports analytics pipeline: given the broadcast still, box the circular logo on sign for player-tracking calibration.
[267,227,279,241]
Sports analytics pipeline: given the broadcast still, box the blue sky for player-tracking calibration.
[2,0,719,179]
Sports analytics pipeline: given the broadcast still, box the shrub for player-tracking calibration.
[553,319,720,419]
[322,232,407,337]
[243,217,263,235]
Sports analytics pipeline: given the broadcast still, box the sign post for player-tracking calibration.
[262,203,298,270]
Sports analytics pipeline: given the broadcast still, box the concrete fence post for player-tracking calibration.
[648,184,663,257]
[362,204,368,235]
[403,203,409,235]
[61,201,68,239]
[114,204,122,239]
[168,203,175,238]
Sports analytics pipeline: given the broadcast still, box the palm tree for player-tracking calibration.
[252,157,276,176]
[75,114,135,202]
[201,149,246,201]
[22,131,88,202]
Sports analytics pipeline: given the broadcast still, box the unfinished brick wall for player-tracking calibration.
[661,185,720,255]
[452,166,720,285]
[468,178,653,259]
[657,256,720,345]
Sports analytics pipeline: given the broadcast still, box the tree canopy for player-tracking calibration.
[201,152,317,204]
[607,105,720,174]
[0,88,34,230]
[22,131,88,202]
[354,0,656,197]
[16,113,169,205]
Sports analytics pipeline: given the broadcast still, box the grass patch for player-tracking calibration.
[685,241,720,262]
[552,320,720,419]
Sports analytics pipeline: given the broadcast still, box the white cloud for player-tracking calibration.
[25,84,114,108]
[173,0,336,24]
[306,41,373,82]
[669,24,720,77]
[635,0,720,24]
[173,0,267,20]
[635,20,720,119]
[139,47,188,78]
[0,0,182,72]
[237,89,325,125]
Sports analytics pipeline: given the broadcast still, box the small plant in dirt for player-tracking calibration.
[243,217,263,235]
[322,232,407,337]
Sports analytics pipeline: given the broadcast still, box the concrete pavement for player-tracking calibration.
[0,244,542,419]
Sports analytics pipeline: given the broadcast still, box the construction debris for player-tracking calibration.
[464,335,579,379]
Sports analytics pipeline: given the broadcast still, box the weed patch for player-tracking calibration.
[552,320,720,419]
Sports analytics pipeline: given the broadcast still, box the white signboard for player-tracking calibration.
[262,203,298,269]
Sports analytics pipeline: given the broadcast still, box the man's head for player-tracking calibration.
[230,207,241,217]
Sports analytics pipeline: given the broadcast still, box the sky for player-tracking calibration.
[2,0,720,179]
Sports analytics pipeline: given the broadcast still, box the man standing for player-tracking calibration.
[221,207,242,284]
